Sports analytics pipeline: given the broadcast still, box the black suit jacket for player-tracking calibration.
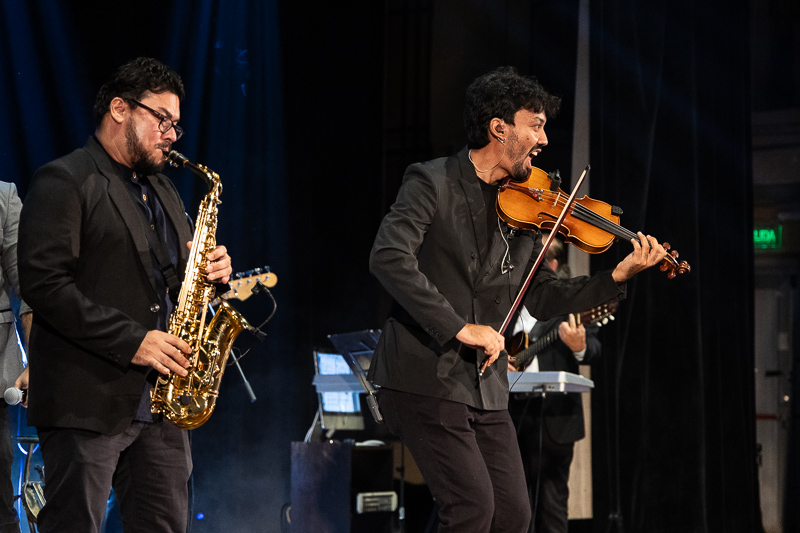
[368,147,624,410]
[18,137,193,435]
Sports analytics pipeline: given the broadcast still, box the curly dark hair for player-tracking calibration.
[93,57,185,126]
[463,66,561,149]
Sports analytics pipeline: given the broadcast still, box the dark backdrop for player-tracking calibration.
[587,1,761,531]
[0,0,763,531]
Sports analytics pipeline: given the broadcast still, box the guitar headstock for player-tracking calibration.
[221,266,278,302]
[578,302,618,327]
[659,242,691,279]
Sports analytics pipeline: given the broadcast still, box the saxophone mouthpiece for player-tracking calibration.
[163,149,189,168]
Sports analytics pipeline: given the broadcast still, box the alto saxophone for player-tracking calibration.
[150,150,251,429]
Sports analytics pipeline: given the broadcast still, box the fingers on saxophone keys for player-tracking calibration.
[171,335,191,354]
[155,357,184,376]
[154,361,169,375]
[162,357,189,377]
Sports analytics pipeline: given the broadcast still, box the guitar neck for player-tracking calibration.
[513,304,616,371]
[514,329,559,371]
[219,268,277,302]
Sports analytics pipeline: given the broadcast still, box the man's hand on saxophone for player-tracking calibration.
[132,331,191,376]
[195,242,232,284]
[132,243,231,376]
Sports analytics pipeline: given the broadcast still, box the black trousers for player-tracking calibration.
[378,388,531,533]
[510,396,575,533]
[0,405,19,533]
[36,419,191,533]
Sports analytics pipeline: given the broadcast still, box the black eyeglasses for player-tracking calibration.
[128,99,184,140]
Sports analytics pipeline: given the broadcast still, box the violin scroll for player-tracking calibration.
[659,242,691,279]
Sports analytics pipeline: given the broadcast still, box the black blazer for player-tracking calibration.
[368,147,625,410]
[18,137,193,435]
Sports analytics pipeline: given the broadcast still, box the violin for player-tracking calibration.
[496,167,690,278]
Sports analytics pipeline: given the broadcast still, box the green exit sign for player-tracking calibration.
[754,225,782,249]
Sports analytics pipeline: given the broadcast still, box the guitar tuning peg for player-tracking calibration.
[254,267,262,274]
[608,315,615,321]
[602,318,609,325]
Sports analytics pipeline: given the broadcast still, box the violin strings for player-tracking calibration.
[573,204,639,240]
[537,190,639,242]
[505,186,679,271]
[523,189,679,269]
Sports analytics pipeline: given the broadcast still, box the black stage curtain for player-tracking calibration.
[588,1,762,532]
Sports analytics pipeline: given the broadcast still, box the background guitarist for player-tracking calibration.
[507,237,602,533]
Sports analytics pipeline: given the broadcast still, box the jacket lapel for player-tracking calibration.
[146,174,193,267]
[456,148,507,285]
[83,137,163,295]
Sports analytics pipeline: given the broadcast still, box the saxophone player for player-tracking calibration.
[17,57,233,533]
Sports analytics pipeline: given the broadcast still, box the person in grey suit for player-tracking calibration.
[368,66,666,532]
[0,181,32,533]
[508,238,601,533]
[17,58,233,533]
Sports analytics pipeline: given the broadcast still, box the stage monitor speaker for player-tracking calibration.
[290,441,396,533]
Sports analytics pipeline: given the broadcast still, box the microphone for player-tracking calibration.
[4,387,26,406]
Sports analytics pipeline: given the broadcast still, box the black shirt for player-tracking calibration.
[479,177,499,261]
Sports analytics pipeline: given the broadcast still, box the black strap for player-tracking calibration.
[143,227,183,305]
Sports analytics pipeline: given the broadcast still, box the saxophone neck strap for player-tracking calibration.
[143,227,182,305]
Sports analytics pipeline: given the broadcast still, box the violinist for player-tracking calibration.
[368,66,666,532]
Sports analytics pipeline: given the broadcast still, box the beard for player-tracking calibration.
[507,131,540,182]
[507,137,531,182]
[125,118,168,175]
[510,158,529,182]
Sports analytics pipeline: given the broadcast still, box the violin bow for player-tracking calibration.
[479,165,590,376]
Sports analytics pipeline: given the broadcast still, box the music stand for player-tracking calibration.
[326,329,383,424]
